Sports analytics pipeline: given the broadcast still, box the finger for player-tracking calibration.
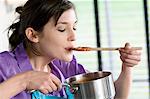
[39,86,49,94]
[42,81,54,92]
[120,49,141,55]
[120,56,140,65]
[45,85,53,93]
[120,52,141,61]
[50,73,62,90]
[48,80,58,91]
[39,80,54,94]
[40,89,49,94]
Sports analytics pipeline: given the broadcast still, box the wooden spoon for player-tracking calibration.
[71,47,142,51]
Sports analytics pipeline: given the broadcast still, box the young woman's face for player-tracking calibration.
[37,8,77,62]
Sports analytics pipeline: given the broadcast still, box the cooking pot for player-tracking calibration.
[65,71,116,99]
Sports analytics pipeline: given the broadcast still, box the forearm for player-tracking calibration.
[114,64,133,99]
[0,72,28,98]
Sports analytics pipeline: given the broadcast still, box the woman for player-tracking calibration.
[0,0,141,99]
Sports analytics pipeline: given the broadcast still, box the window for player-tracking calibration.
[98,0,149,98]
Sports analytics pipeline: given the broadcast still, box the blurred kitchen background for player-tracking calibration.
[0,0,149,98]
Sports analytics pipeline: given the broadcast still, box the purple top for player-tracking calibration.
[0,43,86,99]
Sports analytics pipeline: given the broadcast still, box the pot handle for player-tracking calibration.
[62,82,79,94]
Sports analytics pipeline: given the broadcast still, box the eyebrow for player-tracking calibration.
[57,20,78,25]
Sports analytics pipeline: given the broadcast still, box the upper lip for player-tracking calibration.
[65,46,75,50]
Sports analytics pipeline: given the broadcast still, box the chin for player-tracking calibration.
[65,59,72,62]
[62,55,73,62]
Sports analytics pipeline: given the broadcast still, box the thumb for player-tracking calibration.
[124,42,131,49]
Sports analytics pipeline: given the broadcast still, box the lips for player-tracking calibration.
[65,48,72,51]
[65,46,74,51]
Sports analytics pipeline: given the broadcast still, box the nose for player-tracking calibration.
[67,30,76,41]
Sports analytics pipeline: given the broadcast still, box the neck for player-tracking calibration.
[26,47,53,72]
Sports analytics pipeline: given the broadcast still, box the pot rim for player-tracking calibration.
[65,71,112,84]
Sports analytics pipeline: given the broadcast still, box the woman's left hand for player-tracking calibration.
[119,43,142,67]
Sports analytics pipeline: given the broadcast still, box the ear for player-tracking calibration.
[25,27,39,43]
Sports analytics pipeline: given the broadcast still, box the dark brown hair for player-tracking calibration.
[8,0,75,50]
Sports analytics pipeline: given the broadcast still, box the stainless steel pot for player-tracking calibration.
[65,71,115,99]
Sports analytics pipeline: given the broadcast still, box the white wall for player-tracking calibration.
[0,0,26,52]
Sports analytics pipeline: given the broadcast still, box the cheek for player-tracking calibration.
[39,33,67,53]
[40,38,62,53]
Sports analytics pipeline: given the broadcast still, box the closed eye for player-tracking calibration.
[58,29,65,32]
